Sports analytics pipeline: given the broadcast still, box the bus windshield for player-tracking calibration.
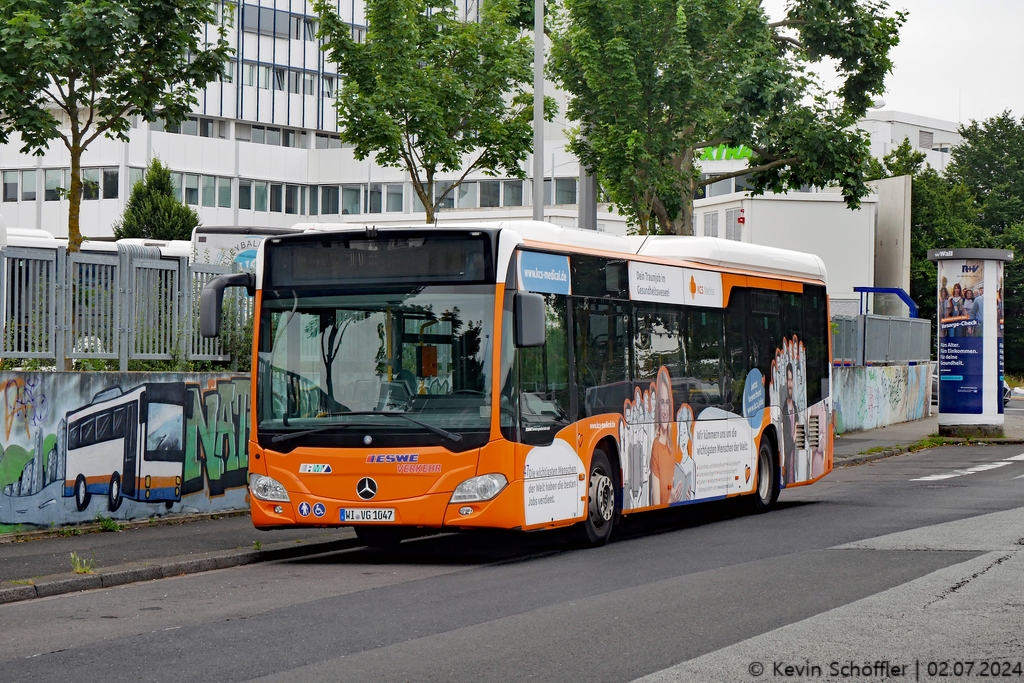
[257,285,494,450]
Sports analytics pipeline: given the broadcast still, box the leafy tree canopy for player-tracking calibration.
[313,0,554,223]
[946,111,1024,234]
[549,0,905,234]
[0,0,230,249]
[113,159,199,241]
[874,130,1024,373]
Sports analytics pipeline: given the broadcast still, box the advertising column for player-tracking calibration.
[928,248,1014,437]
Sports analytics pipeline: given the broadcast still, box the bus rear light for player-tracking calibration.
[250,474,290,502]
[145,475,151,488]
[176,476,181,486]
[145,490,150,499]
[450,474,507,503]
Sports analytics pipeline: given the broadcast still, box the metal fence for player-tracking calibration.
[831,314,931,366]
[0,243,249,369]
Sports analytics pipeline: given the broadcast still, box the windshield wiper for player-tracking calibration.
[269,411,463,444]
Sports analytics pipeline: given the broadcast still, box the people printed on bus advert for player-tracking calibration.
[650,369,676,505]
[672,403,696,502]
[770,336,807,485]
[620,366,697,509]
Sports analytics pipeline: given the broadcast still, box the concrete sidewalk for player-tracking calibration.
[3,407,1024,606]
[834,400,1024,466]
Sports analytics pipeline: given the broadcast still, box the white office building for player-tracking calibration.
[0,1,961,313]
[0,0,584,237]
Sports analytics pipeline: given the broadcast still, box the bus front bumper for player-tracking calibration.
[251,480,527,531]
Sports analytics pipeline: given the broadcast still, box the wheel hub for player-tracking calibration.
[589,472,614,524]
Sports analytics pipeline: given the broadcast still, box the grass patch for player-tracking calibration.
[69,551,95,574]
[859,434,956,456]
[252,540,262,551]
[95,514,124,533]
[9,579,34,585]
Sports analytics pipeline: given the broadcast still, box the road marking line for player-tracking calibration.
[1013,473,1024,480]
[911,461,1015,481]
[1007,453,1024,461]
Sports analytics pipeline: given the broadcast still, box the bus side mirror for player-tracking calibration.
[200,273,256,338]
[514,292,546,347]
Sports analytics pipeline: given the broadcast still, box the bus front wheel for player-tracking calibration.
[108,473,122,512]
[574,447,616,547]
[750,439,780,513]
[74,475,91,512]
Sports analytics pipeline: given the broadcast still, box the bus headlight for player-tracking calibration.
[450,473,507,503]
[250,475,290,502]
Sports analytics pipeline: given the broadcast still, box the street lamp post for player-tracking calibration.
[532,0,544,222]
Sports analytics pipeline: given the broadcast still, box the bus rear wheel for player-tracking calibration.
[750,439,780,513]
[574,447,616,547]
[74,474,91,512]
[108,473,122,512]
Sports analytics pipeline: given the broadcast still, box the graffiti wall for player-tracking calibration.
[0,372,251,531]
[833,364,932,434]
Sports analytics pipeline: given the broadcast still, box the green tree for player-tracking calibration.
[0,0,231,250]
[113,159,200,241]
[549,0,905,234]
[868,136,988,331]
[313,0,552,223]
[946,111,1024,234]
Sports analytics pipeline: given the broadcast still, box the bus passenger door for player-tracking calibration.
[122,405,138,496]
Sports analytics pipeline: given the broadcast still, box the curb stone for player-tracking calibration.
[0,535,358,605]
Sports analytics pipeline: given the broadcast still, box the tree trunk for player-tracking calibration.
[67,144,84,252]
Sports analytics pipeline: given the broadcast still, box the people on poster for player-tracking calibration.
[781,363,798,483]
[672,403,695,502]
[971,284,984,336]
[949,283,965,336]
[962,289,976,335]
[650,368,677,506]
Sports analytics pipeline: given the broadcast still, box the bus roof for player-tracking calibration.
[292,220,826,283]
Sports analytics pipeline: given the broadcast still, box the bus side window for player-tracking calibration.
[803,285,829,404]
[685,308,723,410]
[725,289,748,411]
[748,290,782,398]
[575,297,630,419]
[517,293,571,445]
[68,423,80,450]
[95,411,113,443]
[633,303,687,406]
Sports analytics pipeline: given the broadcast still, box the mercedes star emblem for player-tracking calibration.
[356,477,378,500]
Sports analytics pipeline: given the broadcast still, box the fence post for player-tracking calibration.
[177,254,189,365]
[55,246,67,370]
[118,245,130,372]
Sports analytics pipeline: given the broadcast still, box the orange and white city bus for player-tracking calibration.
[201,221,833,546]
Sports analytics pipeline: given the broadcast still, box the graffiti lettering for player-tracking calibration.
[4,377,49,441]
[183,378,251,497]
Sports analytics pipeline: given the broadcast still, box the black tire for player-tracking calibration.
[355,526,407,548]
[74,474,91,512]
[574,447,617,546]
[750,438,780,513]
[165,501,175,510]
[107,472,122,512]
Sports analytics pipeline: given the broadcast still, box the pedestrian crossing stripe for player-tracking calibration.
[911,460,1016,481]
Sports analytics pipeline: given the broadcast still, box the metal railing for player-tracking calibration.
[831,314,931,366]
[0,243,248,368]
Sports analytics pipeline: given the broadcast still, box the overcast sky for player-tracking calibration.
[761,0,1023,125]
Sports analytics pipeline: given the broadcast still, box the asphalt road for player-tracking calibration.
[3,445,1024,683]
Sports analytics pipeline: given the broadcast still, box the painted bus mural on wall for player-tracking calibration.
[0,372,252,531]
